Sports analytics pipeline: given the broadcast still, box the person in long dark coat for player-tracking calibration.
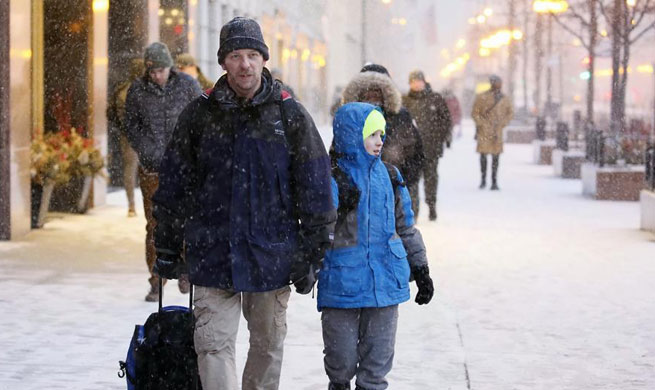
[402,70,452,221]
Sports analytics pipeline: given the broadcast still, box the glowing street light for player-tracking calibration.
[533,0,569,117]
[533,0,569,13]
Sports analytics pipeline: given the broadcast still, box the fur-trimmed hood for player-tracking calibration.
[341,71,402,115]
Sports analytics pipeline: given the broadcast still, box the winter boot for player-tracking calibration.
[178,273,190,294]
[490,154,500,190]
[479,153,487,189]
[428,205,437,221]
[328,382,351,390]
[144,280,159,302]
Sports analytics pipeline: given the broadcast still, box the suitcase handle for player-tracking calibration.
[158,276,193,313]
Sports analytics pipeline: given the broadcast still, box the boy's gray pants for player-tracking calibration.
[321,305,399,390]
[193,285,291,390]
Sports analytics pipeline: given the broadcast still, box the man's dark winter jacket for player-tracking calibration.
[341,71,424,185]
[402,84,452,160]
[124,69,202,172]
[152,70,336,292]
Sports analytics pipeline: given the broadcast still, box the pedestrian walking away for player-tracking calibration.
[442,89,462,140]
[151,17,336,390]
[319,102,434,390]
[471,75,514,191]
[124,42,203,301]
[340,63,425,219]
[106,58,144,218]
[402,70,452,221]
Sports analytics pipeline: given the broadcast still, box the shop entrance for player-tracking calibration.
[41,0,91,212]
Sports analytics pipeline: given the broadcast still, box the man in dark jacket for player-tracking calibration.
[402,70,452,221]
[340,64,424,217]
[151,17,336,390]
[124,42,203,301]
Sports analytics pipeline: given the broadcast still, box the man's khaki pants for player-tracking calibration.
[193,285,291,390]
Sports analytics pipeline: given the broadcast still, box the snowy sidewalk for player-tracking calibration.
[1,120,654,389]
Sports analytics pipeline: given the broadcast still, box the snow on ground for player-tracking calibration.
[1,120,654,389]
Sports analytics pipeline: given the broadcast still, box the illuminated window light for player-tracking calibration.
[301,49,311,62]
[92,0,109,12]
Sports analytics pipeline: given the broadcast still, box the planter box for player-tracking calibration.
[641,190,655,231]
[505,127,555,144]
[552,149,585,178]
[532,139,557,165]
[581,162,645,201]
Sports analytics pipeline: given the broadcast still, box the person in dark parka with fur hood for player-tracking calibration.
[341,64,425,217]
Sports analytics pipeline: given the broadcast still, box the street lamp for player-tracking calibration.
[534,0,569,119]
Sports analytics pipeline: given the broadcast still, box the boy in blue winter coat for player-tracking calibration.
[318,102,435,390]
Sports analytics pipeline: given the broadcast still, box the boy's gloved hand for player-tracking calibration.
[412,265,434,305]
[153,252,185,280]
[290,259,320,295]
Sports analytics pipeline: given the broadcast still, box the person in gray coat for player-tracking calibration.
[124,42,202,301]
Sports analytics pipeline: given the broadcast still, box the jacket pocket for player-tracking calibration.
[324,247,367,297]
[389,239,410,289]
[248,139,293,244]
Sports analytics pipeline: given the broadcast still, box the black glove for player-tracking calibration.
[290,259,320,295]
[153,252,185,280]
[412,265,434,305]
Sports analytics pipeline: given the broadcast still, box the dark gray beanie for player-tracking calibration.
[217,17,270,64]
[409,69,426,83]
[144,42,173,70]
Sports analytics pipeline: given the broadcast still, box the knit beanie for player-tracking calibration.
[408,69,426,83]
[362,109,386,140]
[143,42,173,70]
[217,17,270,64]
[175,53,198,68]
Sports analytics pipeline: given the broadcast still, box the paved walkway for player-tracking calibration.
[1,120,653,389]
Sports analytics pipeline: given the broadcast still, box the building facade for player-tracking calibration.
[1,0,436,240]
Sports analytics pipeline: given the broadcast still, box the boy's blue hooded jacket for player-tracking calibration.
[317,102,428,310]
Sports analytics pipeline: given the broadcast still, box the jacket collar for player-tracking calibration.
[407,83,433,99]
[210,68,279,109]
[142,68,180,93]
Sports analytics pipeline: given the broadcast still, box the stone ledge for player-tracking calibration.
[582,162,645,201]
[641,190,655,231]
[532,139,557,165]
[552,149,585,179]
[505,128,555,144]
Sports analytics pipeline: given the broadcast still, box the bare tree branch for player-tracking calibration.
[630,19,655,43]
[552,13,592,49]
[566,2,592,28]
[598,0,612,23]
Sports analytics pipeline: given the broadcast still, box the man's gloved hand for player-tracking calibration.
[412,265,434,305]
[290,258,320,295]
[153,252,184,280]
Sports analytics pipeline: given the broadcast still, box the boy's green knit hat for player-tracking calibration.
[362,109,386,140]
